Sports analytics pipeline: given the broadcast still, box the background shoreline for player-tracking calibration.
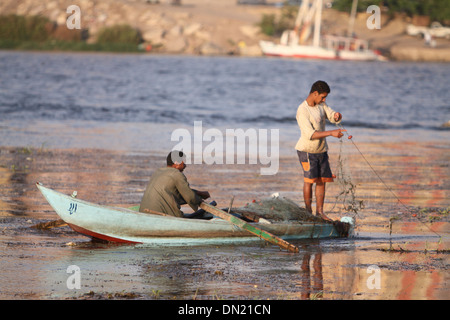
[1,0,449,62]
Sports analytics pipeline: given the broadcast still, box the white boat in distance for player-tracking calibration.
[259,0,385,61]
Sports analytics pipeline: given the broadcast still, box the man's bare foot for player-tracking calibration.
[317,212,332,221]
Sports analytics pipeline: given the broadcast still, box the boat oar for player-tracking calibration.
[199,202,299,253]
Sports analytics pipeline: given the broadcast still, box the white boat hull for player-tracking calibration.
[259,40,336,60]
[259,40,381,61]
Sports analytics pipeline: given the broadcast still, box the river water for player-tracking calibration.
[1,51,449,151]
[0,51,449,301]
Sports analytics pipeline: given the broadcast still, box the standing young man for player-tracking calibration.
[295,80,345,221]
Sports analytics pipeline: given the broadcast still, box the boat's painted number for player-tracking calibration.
[68,203,77,215]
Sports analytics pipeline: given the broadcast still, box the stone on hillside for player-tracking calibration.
[199,42,224,55]
[184,23,202,36]
[240,25,260,38]
[164,36,188,53]
[142,28,165,44]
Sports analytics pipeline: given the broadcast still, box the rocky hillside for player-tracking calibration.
[1,0,449,61]
[0,0,270,55]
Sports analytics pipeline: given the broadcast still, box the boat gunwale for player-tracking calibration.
[36,182,335,228]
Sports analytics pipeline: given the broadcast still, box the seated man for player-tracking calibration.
[139,150,211,218]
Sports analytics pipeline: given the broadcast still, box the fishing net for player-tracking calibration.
[327,124,447,243]
[330,138,365,216]
[231,196,324,223]
[228,195,353,237]
[225,131,364,224]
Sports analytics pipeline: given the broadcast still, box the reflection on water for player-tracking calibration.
[299,247,324,300]
[0,227,447,300]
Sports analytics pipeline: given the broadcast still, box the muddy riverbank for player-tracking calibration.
[0,140,448,300]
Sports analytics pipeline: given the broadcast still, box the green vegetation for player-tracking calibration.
[333,0,450,25]
[96,24,142,45]
[258,4,298,36]
[0,14,143,52]
[0,14,53,41]
[0,39,142,52]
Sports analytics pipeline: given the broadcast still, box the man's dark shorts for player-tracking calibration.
[297,151,334,183]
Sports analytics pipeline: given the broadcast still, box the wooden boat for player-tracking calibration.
[36,182,354,246]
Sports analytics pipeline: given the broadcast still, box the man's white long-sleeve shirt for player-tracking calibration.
[295,100,341,154]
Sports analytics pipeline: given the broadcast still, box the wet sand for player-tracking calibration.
[0,140,449,300]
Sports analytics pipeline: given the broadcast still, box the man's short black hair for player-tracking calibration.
[310,80,330,94]
[167,150,186,166]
